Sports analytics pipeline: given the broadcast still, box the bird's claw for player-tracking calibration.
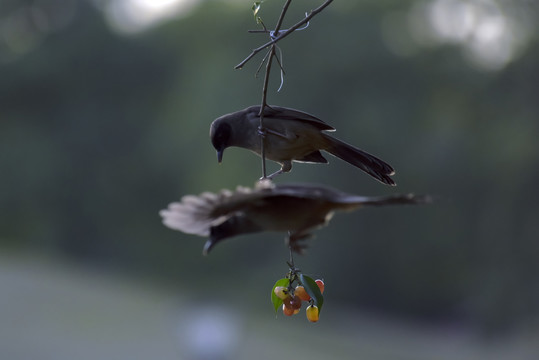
[261,169,284,181]
[286,232,313,254]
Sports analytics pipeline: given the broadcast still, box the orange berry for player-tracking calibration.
[283,295,302,310]
[315,279,324,294]
[282,304,295,316]
[306,304,319,322]
[282,304,300,316]
[295,285,310,301]
[274,286,289,300]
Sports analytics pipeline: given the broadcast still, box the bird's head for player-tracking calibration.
[209,118,233,163]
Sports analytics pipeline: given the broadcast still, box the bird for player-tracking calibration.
[159,181,430,255]
[210,105,396,185]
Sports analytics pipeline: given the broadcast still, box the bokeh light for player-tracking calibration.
[95,0,201,34]
[382,0,536,71]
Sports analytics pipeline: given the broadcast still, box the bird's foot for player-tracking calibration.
[286,232,313,254]
[261,169,284,181]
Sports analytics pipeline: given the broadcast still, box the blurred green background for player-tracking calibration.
[1,0,538,359]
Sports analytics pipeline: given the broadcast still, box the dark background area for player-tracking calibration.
[1,0,538,358]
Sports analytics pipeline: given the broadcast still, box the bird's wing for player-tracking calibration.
[159,191,229,236]
[263,105,335,131]
[160,184,277,237]
[159,188,251,237]
[270,183,358,203]
[208,186,270,216]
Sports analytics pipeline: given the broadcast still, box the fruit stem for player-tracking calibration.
[287,243,295,268]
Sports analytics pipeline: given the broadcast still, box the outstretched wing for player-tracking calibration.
[159,185,270,237]
[159,191,223,236]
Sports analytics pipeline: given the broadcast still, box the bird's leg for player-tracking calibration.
[265,128,288,139]
[286,230,313,254]
[257,126,290,180]
[261,159,292,180]
[263,168,284,180]
[258,126,288,139]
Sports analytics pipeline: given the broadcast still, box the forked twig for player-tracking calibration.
[235,0,334,70]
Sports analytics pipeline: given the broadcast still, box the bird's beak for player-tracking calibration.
[217,149,224,163]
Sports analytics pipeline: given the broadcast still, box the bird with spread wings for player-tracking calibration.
[160,181,430,255]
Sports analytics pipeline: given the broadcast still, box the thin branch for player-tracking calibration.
[235,0,334,70]
[255,49,272,78]
[247,29,272,34]
[257,44,277,179]
[274,0,293,34]
[288,243,295,269]
[259,46,276,111]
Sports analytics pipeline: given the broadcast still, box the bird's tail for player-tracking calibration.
[322,134,396,186]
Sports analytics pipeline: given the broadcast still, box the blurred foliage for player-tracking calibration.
[1,0,538,335]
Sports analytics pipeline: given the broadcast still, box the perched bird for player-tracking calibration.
[210,105,396,185]
[160,181,430,255]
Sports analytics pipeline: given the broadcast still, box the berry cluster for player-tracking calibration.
[271,272,324,323]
